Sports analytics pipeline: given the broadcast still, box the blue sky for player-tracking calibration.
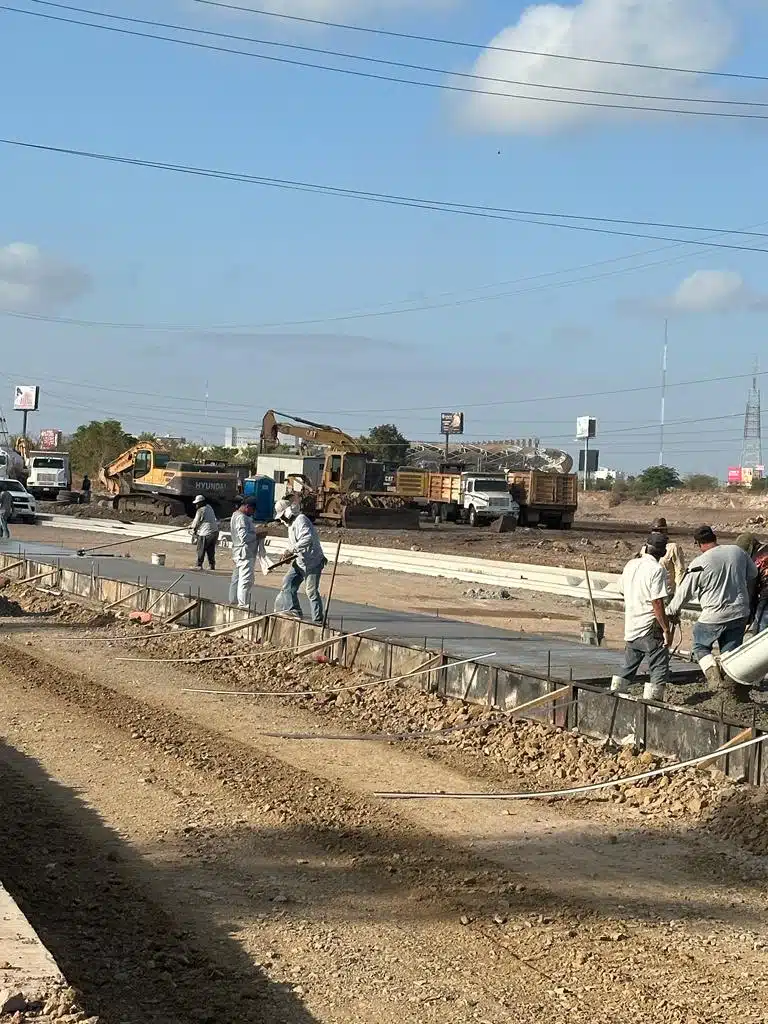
[2,0,768,475]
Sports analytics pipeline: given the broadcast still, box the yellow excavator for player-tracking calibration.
[99,441,240,517]
[260,410,420,530]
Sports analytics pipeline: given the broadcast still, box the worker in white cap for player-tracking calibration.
[190,494,220,570]
[272,497,327,623]
[611,532,672,702]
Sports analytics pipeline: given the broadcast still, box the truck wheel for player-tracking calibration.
[468,506,479,527]
[560,518,572,530]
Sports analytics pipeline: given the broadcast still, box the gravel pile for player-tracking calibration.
[0,988,97,1023]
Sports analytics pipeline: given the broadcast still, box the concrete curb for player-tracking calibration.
[0,881,64,1008]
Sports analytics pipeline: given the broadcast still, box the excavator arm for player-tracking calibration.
[260,410,363,453]
[98,442,167,494]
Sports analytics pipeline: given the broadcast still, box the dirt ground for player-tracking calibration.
[0,589,767,1024]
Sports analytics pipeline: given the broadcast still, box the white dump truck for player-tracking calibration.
[396,469,520,528]
[25,451,72,500]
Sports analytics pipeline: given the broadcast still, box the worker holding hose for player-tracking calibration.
[667,525,757,698]
[611,532,672,702]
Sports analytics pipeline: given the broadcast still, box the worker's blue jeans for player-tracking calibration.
[692,618,748,662]
[752,598,768,634]
[275,561,324,624]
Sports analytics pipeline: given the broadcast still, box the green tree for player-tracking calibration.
[69,420,136,475]
[683,473,720,491]
[361,423,409,464]
[630,464,682,496]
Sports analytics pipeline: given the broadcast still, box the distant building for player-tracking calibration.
[224,426,261,449]
[593,467,623,482]
[257,454,325,494]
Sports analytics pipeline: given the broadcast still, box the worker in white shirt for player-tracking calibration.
[190,494,219,570]
[228,497,265,609]
[611,532,672,702]
[272,497,327,624]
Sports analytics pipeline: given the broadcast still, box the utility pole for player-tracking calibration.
[659,319,668,466]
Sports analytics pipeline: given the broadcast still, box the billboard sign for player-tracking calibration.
[441,412,464,435]
[578,449,599,473]
[38,429,62,450]
[575,416,596,440]
[13,385,39,411]
[727,466,743,484]
[742,467,754,486]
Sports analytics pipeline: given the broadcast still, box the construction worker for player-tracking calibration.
[81,474,91,503]
[0,487,13,539]
[640,517,686,592]
[190,494,219,570]
[611,532,672,701]
[668,525,757,696]
[273,497,327,624]
[735,532,768,633]
[229,497,263,609]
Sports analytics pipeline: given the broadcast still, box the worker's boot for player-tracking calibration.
[699,653,723,691]
[642,681,666,703]
[610,675,630,695]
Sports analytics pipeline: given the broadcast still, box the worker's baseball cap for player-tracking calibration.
[274,498,296,520]
[693,525,717,545]
[193,494,206,505]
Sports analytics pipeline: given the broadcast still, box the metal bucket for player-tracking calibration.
[720,628,768,686]
[580,621,605,646]
[151,552,166,567]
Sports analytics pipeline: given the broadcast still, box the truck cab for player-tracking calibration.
[26,451,71,499]
[460,473,519,526]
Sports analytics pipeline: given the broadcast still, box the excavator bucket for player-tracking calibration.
[341,505,421,531]
[490,514,518,534]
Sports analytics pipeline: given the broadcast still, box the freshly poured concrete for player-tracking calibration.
[0,882,63,1003]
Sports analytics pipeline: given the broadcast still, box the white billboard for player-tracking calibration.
[575,416,596,440]
[13,385,39,411]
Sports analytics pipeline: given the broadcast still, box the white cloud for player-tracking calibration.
[458,0,735,134]
[0,243,91,313]
[665,269,766,312]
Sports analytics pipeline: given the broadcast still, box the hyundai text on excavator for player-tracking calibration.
[99,442,239,517]
[259,410,420,530]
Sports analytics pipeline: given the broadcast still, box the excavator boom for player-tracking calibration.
[261,409,363,453]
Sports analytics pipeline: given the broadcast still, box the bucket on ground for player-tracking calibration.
[580,620,605,646]
[720,628,768,686]
[151,552,166,566]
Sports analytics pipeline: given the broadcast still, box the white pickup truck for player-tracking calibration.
[26,451,72,500]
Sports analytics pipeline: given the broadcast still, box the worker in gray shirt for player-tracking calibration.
[668,524,757,696]
[190,494,219,570]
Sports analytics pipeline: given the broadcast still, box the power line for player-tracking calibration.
[5,137,768,257]
[188,0,768,85]
[6,4,768,121]
[19,0,768,110]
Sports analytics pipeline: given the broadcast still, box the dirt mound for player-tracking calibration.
[707,787,768,856]
[0,595,25,616]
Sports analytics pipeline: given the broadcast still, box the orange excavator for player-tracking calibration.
[260,410,420,530]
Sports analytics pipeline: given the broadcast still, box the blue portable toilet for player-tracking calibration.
[243,475,275,522]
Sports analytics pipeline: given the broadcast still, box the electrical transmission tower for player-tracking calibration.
[741,363,763,471]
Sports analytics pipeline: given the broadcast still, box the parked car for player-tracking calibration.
[0,479,37,523]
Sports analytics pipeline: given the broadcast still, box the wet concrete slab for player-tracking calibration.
[0,539,699,683]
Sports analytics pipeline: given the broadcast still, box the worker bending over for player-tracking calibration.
[640,517,686,592]
[735,532,768,634]
[190,494,219,570]
[612,532,672,701]
[273,498,327,624]
[668,525,757,697]
[229,497,264,609]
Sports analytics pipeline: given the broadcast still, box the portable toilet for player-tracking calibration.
[243,475,275,522]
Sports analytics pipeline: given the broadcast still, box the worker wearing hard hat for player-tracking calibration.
[229,497,264,608]
[190,494,220,570]
[273,497,327,624]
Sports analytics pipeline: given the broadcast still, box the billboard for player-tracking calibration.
[38,429,62,450]
[441,412,464,435]
[578,449,599,473]
[13,385,39,411]
[575,416,596,440]
[728,466,743,484]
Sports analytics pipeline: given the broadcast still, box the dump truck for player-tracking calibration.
[260,410,420,530]
[507,470,578,529]
[396,469,519,529]
[99,442,240,517]
[25,450,72,500]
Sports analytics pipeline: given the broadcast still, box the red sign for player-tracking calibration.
[728,466,743,484]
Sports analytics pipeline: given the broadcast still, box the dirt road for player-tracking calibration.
[0,594,767,1023]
